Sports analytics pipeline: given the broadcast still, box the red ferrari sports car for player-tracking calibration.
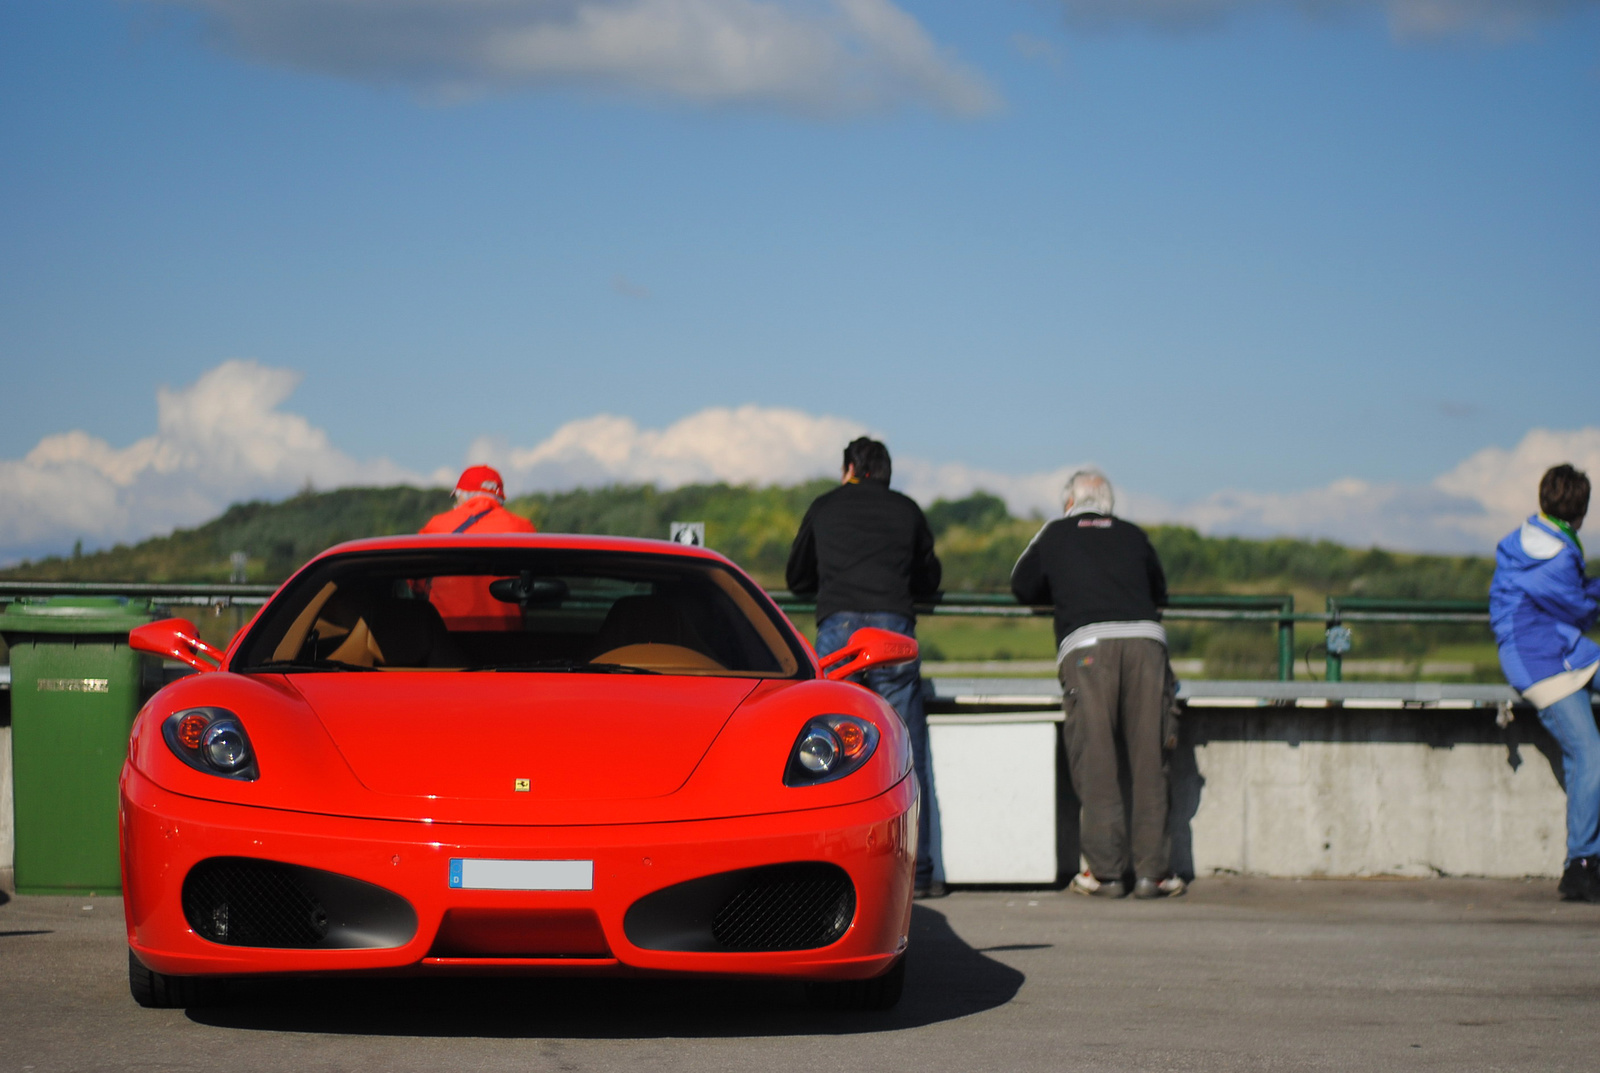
[120,534,920,1010]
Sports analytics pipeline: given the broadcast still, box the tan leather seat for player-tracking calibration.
[362,597,465,668]
[592,595,702,656]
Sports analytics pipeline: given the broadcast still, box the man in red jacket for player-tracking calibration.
[422,465,536,537]
[420,466,536,630]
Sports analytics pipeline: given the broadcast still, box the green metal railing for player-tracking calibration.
[1322,597,1489,682]
[769,591,1300,681]
[0,581,1495,683]
[0,581,277,608]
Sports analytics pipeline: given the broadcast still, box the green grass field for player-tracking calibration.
[789,613,1517,681]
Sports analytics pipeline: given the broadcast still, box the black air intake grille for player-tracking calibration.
[180,857,416,950]
[624,862,858,953]
[710,864,855,952]
[183,858,329,948]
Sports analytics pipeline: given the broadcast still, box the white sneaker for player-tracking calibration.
[1069,870,1126,898]
[1134,875,1186,899]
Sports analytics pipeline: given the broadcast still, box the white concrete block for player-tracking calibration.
[930,720,1057,884]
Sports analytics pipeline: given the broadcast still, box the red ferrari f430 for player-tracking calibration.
[121,535,920,1010]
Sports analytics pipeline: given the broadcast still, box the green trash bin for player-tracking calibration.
[0,596,157,895]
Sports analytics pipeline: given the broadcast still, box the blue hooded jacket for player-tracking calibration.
[1490,515,1600,693]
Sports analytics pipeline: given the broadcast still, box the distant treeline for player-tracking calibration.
[0,483,1495,604]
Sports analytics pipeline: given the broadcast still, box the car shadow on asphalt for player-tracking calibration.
[187,904,1024,1038]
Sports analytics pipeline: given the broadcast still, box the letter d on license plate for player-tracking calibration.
[449,858,594,891]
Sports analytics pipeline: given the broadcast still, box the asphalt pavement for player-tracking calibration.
[3,877,1599,1072]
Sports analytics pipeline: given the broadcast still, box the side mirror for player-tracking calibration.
[130,618,225,674]
[819,627,918,681]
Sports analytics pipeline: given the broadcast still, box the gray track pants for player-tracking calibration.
[1059,637,1176,881]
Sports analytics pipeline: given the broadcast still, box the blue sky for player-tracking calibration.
[1,0,1597,560]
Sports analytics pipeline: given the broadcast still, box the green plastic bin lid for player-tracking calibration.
[0,595,156,635]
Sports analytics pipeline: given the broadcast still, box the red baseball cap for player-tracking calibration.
[454,465,506,503]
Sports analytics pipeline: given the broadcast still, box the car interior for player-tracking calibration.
[239,550,805,678]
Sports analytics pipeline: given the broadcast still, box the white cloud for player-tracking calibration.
[0,361,423,563]
[153,0,999,117]
[1053,0,1596,40]
[399,413,1600,553]
[474,414,1165,524]
[473,409,1122,519]
[468,405,872,489]
[1433,428,1600,533]
[1147,478,1494,550]
[1124,427,1600,553]
[5,360,1595,563]
[1380,0,1594,39]
[894,458,1078,517]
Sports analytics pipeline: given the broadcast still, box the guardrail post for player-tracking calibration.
[1325,598,1347,682]
[1278,597,1294,682]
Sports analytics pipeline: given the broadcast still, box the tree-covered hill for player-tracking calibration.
[0,486,447,584]
[918,490,1493,602]
[2,481,1495,602]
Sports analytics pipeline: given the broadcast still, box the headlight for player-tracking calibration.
[162,707,259,781]
[784,715,879,787]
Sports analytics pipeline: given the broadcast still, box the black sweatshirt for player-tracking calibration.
[1009,513,1168,643]
[785,481,942,623]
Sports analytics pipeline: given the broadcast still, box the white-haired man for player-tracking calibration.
[1010,469,1183,899]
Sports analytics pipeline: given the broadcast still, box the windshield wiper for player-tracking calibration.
[465,659,658,675]
[252,658,379,673]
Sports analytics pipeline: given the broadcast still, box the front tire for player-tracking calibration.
[128,950,220,1008]
[805,955,905,1011]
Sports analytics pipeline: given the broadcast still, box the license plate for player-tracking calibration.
[449,858,594,891]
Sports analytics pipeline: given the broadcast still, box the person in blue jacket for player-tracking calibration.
[1490,464,1600,901]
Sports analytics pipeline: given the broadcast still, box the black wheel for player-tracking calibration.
[128,949,220,1009]
[805,955,905,1011]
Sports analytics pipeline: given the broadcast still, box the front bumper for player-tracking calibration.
[121,768,916,981]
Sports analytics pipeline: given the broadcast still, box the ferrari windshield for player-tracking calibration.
[233,548,809,678]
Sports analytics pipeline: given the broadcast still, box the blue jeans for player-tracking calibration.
[816,611,939,887]
[1536,678,1600,863]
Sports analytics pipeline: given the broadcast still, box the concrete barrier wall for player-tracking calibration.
[932,703,1570,883]
[1174,709,1565,879]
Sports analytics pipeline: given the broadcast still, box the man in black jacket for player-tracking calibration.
[787,437,944,896]
[1011,468,1184,899]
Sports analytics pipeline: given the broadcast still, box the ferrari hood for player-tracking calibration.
[286,673,759,803]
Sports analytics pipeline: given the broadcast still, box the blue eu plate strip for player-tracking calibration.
[448,859,463,888]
